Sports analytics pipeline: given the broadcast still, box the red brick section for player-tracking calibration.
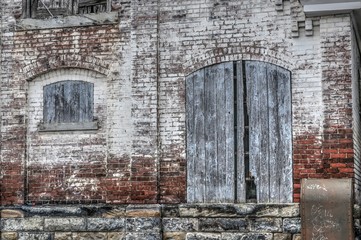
[320,16,354,188]
[159,160,187,203]
[293,16,354,203]
[293,134,323,202]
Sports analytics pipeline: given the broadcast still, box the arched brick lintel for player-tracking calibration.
[183,47,294,76]
[23,55,109,81]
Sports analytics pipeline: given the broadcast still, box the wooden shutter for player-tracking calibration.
[245,61,292,203]
[78,0,109,14]
[32,0,72,18]
[43,80,94,124]
[186,62,235,203]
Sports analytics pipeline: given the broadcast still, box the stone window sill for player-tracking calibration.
[38,121,98,132]
[16,12,118,30]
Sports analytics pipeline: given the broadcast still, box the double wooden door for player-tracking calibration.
[186,61,292,203]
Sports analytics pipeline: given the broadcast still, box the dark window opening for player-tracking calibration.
[23,0,111,18]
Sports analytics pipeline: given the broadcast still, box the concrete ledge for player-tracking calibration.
[16,12,118,30]
[300,1,361,16]
[38,121,98,132]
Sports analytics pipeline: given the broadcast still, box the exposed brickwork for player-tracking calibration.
[320,16,354,180]
[1,0,26,204]
[0,0,359,207]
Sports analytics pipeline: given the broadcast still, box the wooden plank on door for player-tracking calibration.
[204,64,219,202]
[267,64,292,203]
[236,61,246,202]
[276,66,292,203]
[216,63,227,202]
[220,62,235,202]
[267,63,281,202]
[186,72,195,203]
[193,69,206,202]
[246,61,270,203]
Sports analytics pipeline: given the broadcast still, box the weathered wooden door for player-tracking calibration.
[245,61,292,203]
[186,62,236,203]
[186,61,292,203]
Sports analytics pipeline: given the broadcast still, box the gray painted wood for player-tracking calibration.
[215,64,226,202]
[266,64,292,203]
[276,66,292,203]
[186,72,196,203]
[204,65,218,202]
[245,61,292,203]
[246,61,270,203]
[268,64,280,202]
[193,69,206,202]
[224,62,235,203]
[236,61,246,202]
[186,61,291,203]
[186,63,236,203]
[43,80,93,124]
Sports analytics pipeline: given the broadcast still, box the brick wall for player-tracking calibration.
[1,0,26,205]
[27,69,108,204]
[0,0,359,206]
[320,16,354,180]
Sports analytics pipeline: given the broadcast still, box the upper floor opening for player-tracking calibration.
[23,0,112,19]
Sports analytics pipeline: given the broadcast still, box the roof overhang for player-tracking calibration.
[300,0,361,16]
[300,0,361,49]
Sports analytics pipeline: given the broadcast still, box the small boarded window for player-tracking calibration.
[24,0,111,18]
[186,61,292,203]
[41,80,97,131]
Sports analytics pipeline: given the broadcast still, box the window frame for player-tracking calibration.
[23,0,112,19]
[39,80,98,132]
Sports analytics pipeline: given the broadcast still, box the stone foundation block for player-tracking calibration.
[283,218,301,234]
[108,232,125,240]
[1,219,23,231]
[199,218,247,232]
[186,233,221,240]
[126,217,160,232]
[126,205,161,217]
[23,218,44,231]
[44,218,86,231]
[73,232,108,240]
[163,232,187,240]
[163,218,198,231]
[125,232,161,240]
[162,205,180,217]
[274,233,292,240]
[54,232,73,240]
[250,217,282,232]
[1,209,24,218]
[1,218,43,231]
[102,207,126,218]
[1,232,18,240]
[87,218,125,231]
[222,233,273,240]
[293,234,302,240]
[18,232,52,240]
